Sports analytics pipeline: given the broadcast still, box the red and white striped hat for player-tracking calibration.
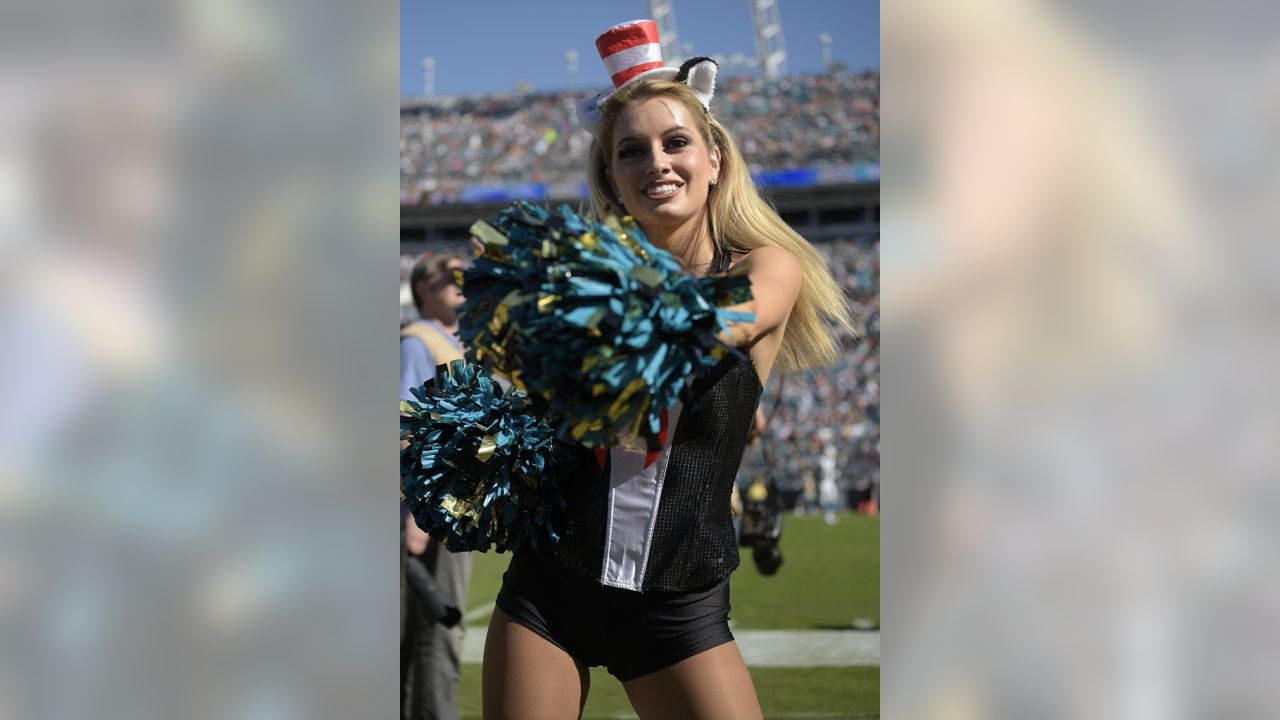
[576,19,718,135]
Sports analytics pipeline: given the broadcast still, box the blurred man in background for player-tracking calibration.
[400,252,472,720]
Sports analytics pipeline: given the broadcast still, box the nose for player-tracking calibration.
[646,146,672,176]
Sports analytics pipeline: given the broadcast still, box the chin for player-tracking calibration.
[635,201,697,227]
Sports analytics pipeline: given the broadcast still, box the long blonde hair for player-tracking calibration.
[587,79,856,372]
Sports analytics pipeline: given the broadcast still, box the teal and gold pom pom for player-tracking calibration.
[400,359,566,553]
[456,202,754,450]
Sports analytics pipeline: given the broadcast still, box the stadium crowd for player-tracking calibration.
[753,237,879,515]
[400,236,879,514]
[400,70,879,204]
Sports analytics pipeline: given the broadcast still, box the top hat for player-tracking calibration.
[576,19,719,135]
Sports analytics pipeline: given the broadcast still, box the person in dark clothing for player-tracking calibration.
[402,510,462,627]
[401,253,473,720]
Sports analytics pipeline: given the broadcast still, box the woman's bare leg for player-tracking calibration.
[482,607,590,720]
[621,641,762,720]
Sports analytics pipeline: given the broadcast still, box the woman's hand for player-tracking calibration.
[716,245,802,348]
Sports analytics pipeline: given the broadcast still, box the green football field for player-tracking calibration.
[455,513,880,719]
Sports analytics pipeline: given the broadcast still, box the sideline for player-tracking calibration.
[463,602,495,625]
[459,625,880,667]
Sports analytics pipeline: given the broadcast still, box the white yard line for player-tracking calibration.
[734,630,881,667]
[463,601,495,624]
[600,716,875,720]
[460,628,880,667]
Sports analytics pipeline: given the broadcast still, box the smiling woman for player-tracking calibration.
[480,19,857,720]
[587,76,851,387]
[608,98,721,246]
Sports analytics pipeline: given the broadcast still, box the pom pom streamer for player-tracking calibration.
[400,359,566,553]
[457,202,754,450]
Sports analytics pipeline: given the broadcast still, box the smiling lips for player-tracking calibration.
[644,181,683,199]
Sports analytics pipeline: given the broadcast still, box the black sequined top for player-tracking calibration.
[520,249,764,592]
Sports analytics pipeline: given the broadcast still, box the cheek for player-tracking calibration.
[438,288,461,306]
[684,180,710,206]
[680,157,711,186]
[614,164,642,187]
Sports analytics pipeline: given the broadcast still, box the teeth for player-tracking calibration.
[646,183,680,197]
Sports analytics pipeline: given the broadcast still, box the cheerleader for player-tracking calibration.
[482,20,855,720]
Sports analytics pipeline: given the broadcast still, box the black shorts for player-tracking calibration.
[494,550,735,682]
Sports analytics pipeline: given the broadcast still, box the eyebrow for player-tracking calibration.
[615,125,688,146]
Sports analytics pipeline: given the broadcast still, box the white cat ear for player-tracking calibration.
[576,92,606,135]
[578,57,718,135]
[676,57,718,110]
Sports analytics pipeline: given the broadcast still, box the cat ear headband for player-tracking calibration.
[575,19,719,135]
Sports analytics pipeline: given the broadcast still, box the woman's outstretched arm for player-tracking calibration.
[717,245,802,348]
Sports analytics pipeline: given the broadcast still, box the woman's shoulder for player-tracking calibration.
[737,244,799,263]
[731,245,802,282]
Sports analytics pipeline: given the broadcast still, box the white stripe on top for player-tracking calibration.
[602,43,663,78]
[599,402,683,591]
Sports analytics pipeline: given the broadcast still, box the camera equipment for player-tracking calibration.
[739,476,784,575]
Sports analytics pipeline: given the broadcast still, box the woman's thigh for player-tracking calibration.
[622,641,762,720]
[482,607,590,720]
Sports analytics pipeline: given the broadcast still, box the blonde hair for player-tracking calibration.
[586,79,856,372]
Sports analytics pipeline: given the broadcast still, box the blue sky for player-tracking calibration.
[401,0,879,98]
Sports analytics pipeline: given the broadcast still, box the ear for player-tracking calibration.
[675,57,718,109]
[708,144,722,181]
[576,92,605,135]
